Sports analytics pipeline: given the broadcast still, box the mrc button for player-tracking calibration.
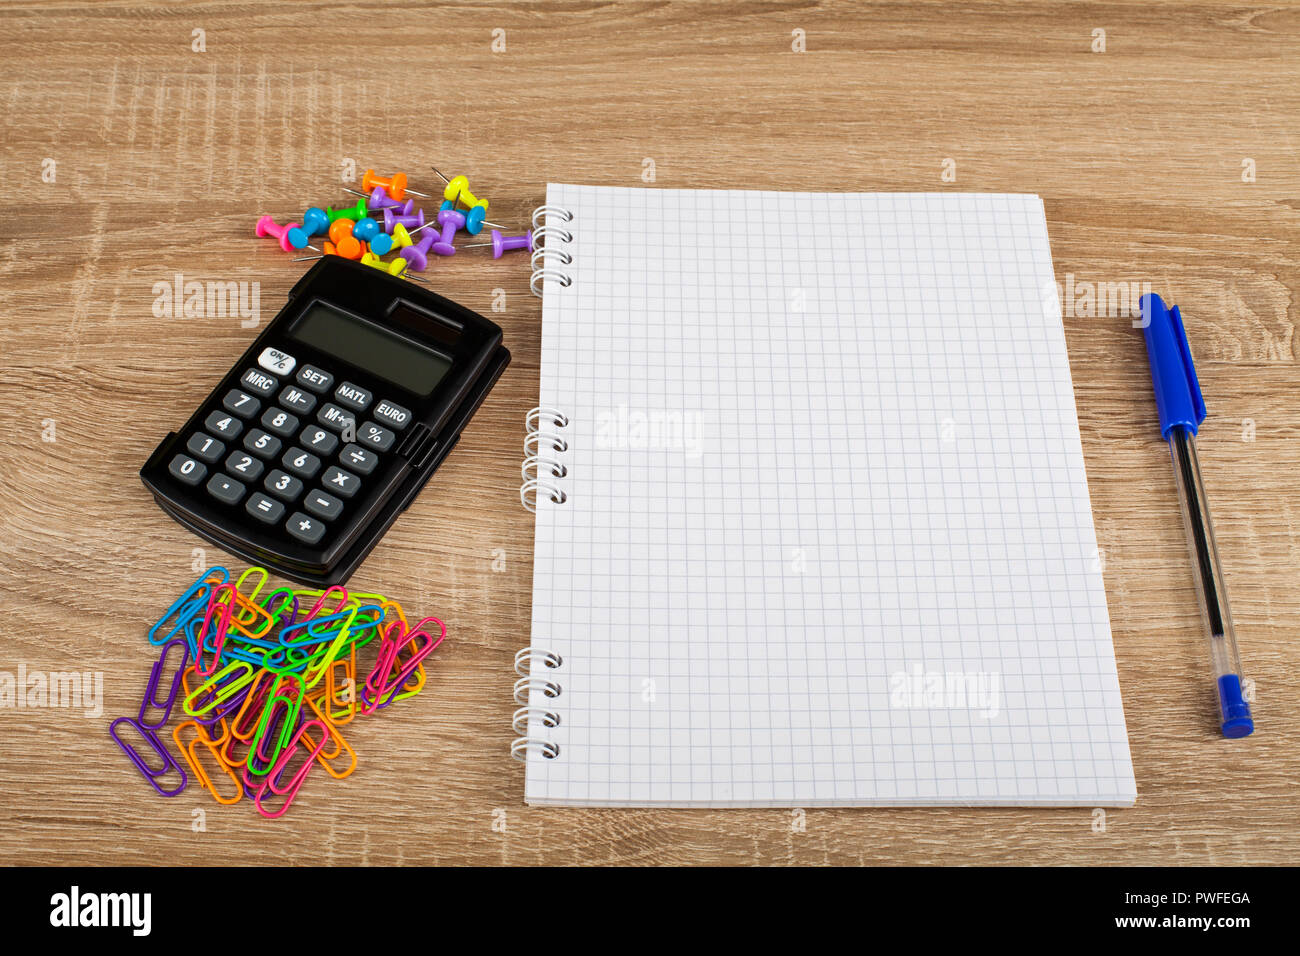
[372,399,411,431]
[240,368,279,396]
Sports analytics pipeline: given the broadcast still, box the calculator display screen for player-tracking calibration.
[290,303,452,396]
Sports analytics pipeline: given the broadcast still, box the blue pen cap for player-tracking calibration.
[1140,293,1207,439]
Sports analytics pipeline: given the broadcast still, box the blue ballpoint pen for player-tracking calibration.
[1140,293,1254,738]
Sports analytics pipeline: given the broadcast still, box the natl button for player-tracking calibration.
[304,489,344,521]
[243,428,283,459]
[281,446,322,479]
[278,385,317,414]
[205,411,243,439]
[299,425,339,455]
[286,511,326,546]
[334,381,373,413]
[264,469,304,502]
[222,389,262,419]
[357,421,395,452]
[317,403,356,432]
[260,407,300,438]
[258,347,297,376]
[186,432,225,463]
[206,473,246,505]
[296,364,334,394]
[240,368,279,396]
[321,465,361,498]
[225,450,265,481]
[372,399,412,431]
[339,443,379,475]
[168,454,207,486]
[245,492,285,525]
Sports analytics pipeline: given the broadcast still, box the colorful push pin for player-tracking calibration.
[368,231,394,256]
[301,207,330,238]
[352,217,381,242]
[399,232,438,271]
[361,169,430,202]
[294,235,369,263]
[431,209,464,256]
[328,218,356,244]
[383,208,425,234]
[255,215,319,253]
[431,168,485,208]
[327,200,370,223]
[438,199,504,236]
[344,186,403,212]
[465,229,534,259]
[389,223,415,251]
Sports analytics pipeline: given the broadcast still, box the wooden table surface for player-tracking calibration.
[0,1,1296,866]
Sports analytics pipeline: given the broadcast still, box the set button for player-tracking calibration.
[296,364,334,393]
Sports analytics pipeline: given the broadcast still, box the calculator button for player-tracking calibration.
[334,382,373,413]
[260,407,300,438]
[245,493,285,525]
[286,512,327,545]
[186,432,225,463]
[206,473,246,505]
[357,421,395,452]
[321,465,361,498]
[240,368,279,396]
[243,429,283,459]
[299,425,339,455]
[372,400,412,431]
[225,451,265,481]
[257,347,297,376]
[317,403,356,432]
[264,470,304,502]
[168,454,207,486]
[281,446,322,479]
[304,489,344,521]
[278,385,317,414]
[339,443,379,475]
[205,411,243,439]
[296,365,334,393]
[222,389,262,419]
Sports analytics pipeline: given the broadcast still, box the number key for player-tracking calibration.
[261,407,300,438]
[225,451,265,481]
[243,428,283,459]
[299,425,339,455]
[222,389,262,419]
[186,432,225,463]
[168,454,207,486]
[264,469,304,502]
[205,411,243,439]
[281,446,321,479]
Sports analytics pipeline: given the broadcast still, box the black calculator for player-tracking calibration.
[140,257,510,585]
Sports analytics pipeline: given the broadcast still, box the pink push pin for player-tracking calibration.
[255,215,319,253]
[383,208,425,234]
[464,229,534,259]
[399,232,438,271]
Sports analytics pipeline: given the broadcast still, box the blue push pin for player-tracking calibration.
[353,217,381,242]
[369,232,394,255]
[301,207,330,238]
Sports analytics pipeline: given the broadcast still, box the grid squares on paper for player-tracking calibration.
[524,186,1136,807]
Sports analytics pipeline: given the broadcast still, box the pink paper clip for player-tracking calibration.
[254,719,329,819]
[361,617,446,713]
[195,583,236,678]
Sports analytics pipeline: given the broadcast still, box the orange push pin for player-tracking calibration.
[360,169,430,202]
[297,235,364,261]
[328,218,355,245]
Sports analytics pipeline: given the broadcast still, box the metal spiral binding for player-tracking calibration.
[510,646,564,762]
[520,405,570,513]
[529,203,574,298]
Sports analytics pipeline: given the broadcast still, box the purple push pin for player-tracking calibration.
[431,209,464,256]
[400,232,438,271]
[345,186,403,212]
[465,229,534,259]
[383,207,425,235]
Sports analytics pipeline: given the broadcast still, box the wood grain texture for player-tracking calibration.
[0,0,1297,866]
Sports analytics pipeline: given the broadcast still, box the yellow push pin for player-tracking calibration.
[432,168,488,210]
[390,223,415,250]
[360,251,425,282]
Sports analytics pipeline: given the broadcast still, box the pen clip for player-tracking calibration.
[1140,293,1207,438]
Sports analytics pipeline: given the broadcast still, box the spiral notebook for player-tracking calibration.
[514,185,1136,807]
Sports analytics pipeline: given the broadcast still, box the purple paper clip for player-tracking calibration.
[109,717,188,796]
[138,637,190,730]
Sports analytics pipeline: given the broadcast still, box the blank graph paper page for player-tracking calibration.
[522,185,1135,807]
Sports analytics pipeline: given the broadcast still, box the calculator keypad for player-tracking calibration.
[178,345,418,554]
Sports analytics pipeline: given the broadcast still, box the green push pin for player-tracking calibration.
[327,200,370,223]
